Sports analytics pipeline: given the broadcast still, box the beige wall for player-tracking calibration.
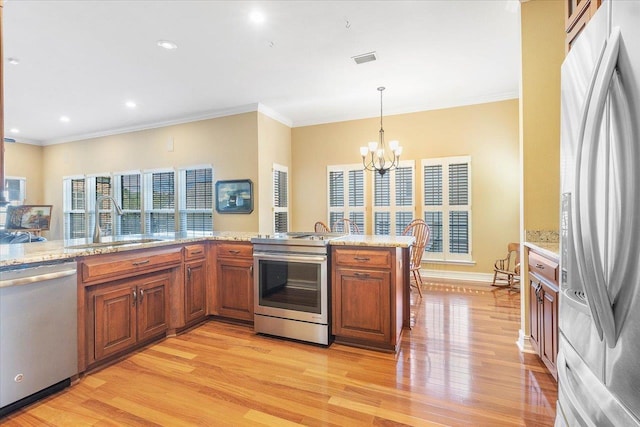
[257,112,292,233]
[519,0,565,340]
[291,99,520,274]
[5,142,44,205]
[521,0,565,232]
[40,112,259,239]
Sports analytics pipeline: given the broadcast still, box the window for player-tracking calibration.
[63,176,87,239]
[0,177,26,228]
[179,166,213,232]
[144,170,175,233]
[273,164,288,233]
[327,165,366,232]
[87,175,114,237]
[422,156,472,262]
[372,161,415,236]
[114,172,142,235]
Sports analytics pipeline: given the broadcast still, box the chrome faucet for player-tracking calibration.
[93,195,124,243]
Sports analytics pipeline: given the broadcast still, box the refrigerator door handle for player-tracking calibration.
[574,27,621,348]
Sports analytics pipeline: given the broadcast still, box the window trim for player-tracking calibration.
[421,156,472,262]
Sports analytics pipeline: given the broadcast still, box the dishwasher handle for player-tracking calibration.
[0,268,77,288]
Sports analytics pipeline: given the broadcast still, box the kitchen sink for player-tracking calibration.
[65,238,163,250]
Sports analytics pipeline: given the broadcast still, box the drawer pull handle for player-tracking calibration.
[139,289,144,303]
[132,290,137,305]
[228,250,241,255]
[354,257,371,262]
[190,250,203,255]
[187,266,192,280]
[354,272,370,278]
[132,259,150,266]
[535,263,544,269]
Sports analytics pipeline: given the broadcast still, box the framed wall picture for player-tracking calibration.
[215,179,253,214]
[5,205,53,230]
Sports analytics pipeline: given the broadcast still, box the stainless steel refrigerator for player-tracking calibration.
[559,0,640,425]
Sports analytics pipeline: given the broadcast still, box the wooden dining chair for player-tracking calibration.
[331,218,360,234]
[402,219,431,298]
[314,221,330,233]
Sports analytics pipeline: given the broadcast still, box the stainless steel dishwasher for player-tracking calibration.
[0,260,78,417]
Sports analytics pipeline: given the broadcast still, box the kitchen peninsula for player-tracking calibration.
[0,232,414,374]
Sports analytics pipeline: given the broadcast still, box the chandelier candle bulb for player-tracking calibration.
[360,147,369,156]
[368,141,378,152]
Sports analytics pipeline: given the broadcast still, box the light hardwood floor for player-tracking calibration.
[2,283,557,426]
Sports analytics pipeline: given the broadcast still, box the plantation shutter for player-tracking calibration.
[273,165,289,233]
[422,157,471,261]
[180,167,213,232]
[145,170,175,233]
[118,173,142,235]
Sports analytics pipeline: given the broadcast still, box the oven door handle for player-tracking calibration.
[253,252,327,263]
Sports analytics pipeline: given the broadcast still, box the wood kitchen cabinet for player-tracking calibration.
[331,246,404,352]
[78,246,181,372]
[214,242,254,322]
[183,244,207,326]
[528,248,559,380]
[91,271,170,363]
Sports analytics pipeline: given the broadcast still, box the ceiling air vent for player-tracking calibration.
[352,51,377,65]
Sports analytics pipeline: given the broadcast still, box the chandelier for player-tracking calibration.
[360,87,402,176]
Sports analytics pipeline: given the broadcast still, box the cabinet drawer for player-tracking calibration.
[184,244,206,260]
[217,242,253,258]
[81,247,182,284]
[333,248,392,269]
[529,251,559,284]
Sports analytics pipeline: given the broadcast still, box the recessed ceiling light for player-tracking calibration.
[125,101,137,108]
[7,57,20,65]
[60,116,70,123]
[9,128,19,134]
[249,10,265,24]
[157,40,178,50]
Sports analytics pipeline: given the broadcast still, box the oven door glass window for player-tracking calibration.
[258,259,321,314]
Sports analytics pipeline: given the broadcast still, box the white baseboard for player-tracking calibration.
[517,329,537,354]
[421,269,494,284]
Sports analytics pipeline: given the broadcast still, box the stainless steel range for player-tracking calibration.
[251,232,344,345]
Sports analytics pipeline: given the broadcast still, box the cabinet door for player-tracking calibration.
[541,282,558,377]
[185,259,207,324]
[94,285,137,361]
[529,277,541,354]
[217,258,254,321]
[333,268,391,343]
[137,275,170,342]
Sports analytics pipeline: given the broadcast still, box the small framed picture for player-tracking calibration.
[215,179,254,214]
[5,205,53,230]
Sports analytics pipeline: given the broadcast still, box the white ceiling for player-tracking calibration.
[4,0,521,145]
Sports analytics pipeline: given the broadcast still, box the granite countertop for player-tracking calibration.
[0,232,256,268]
[331,234,415,248]
[524,241,560,261]
[0,232,414,268]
